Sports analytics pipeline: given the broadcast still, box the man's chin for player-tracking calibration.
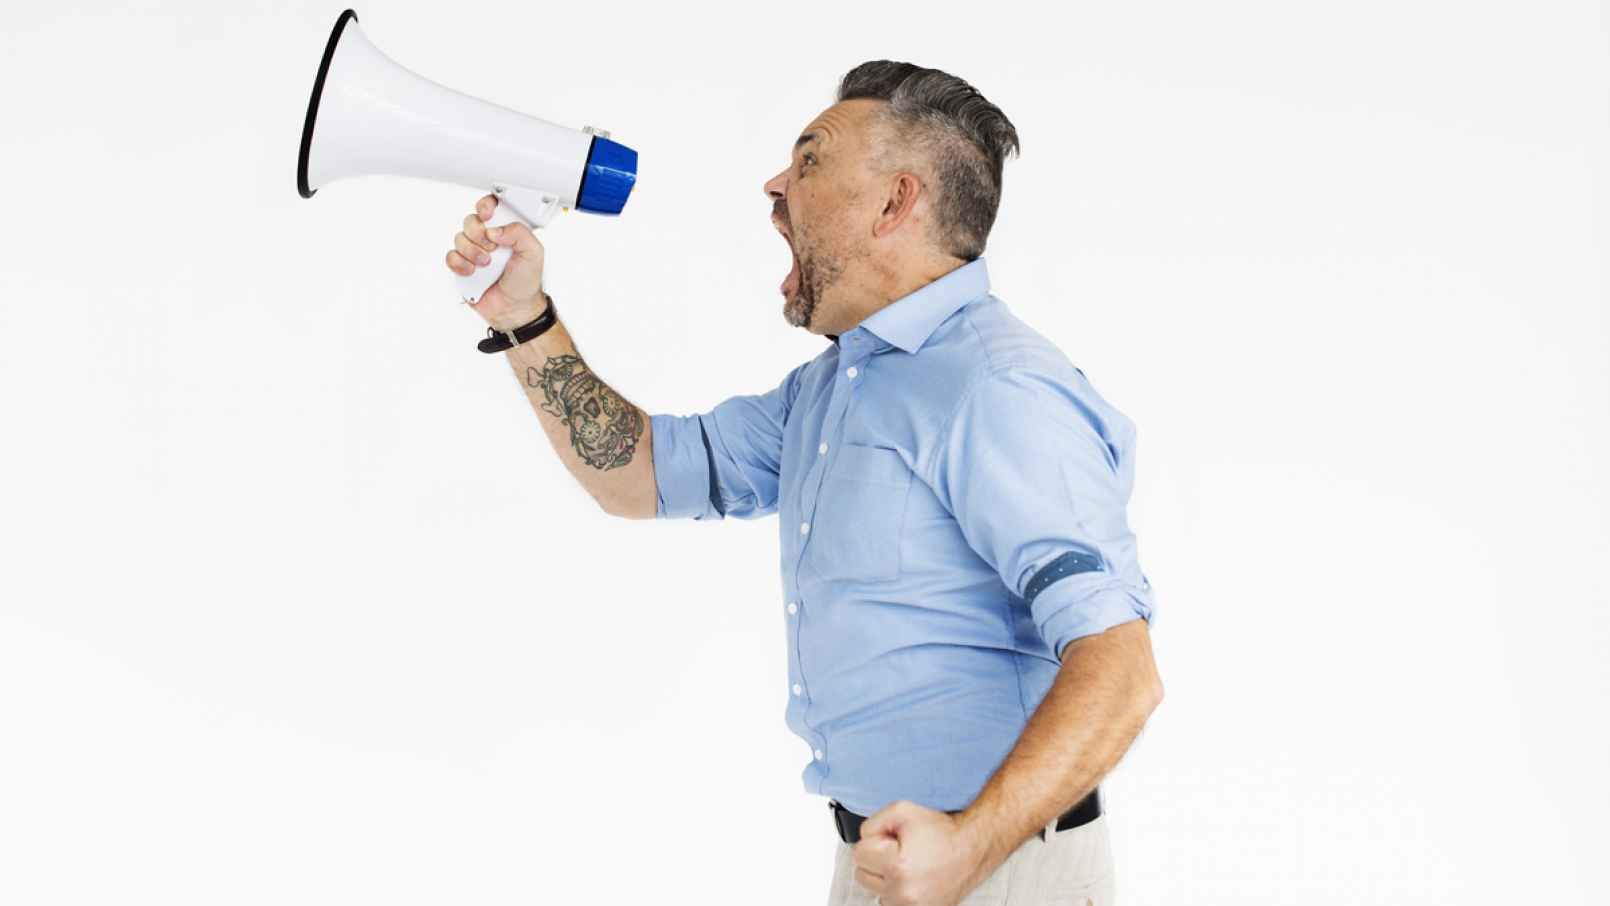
[783,292,814,330]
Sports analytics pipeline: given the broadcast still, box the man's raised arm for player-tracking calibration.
[448,195,656,519]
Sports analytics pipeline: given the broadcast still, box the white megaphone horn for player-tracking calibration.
[296,9,638,303]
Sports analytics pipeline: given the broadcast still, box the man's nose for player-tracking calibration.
[763,168,787,200]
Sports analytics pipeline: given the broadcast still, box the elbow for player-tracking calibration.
[591,487,625,518]
[1135,666,1164,723]
[597,491,656,520]
[1127,615,1164,720]
[1144,673,1165,716]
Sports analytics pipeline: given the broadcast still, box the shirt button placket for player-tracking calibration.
[793,345,864,577]
[810,345,867,775]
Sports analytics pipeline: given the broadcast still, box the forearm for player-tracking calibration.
[955,617,1163,869]
[501,309,658,518]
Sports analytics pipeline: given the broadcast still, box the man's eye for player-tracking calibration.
[801,154,815,169]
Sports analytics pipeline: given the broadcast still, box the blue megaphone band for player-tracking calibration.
[575,136,637,215]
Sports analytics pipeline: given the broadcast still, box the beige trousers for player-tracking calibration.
[825,814,1116,906]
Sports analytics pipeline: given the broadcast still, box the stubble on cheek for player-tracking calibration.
[790,247,845,330]
[781,187,852,330]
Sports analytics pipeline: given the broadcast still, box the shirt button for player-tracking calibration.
[814,749,825,760]
[800,521,810,535]
[818,442,828,456]
[792,684,802,696]
[787,602,798,615]
[845,366,858,379]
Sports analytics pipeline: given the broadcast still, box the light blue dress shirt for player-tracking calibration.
[649,257,1155,817]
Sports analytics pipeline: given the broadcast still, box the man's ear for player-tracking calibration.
[872,172,923,240]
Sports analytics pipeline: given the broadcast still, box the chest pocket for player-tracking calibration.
[807,443,912,583]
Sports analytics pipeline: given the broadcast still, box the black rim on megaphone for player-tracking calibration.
[297,8,359,199]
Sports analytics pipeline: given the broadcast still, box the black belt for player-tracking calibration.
[829,787,1101,845]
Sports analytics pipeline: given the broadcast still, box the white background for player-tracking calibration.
[2,1,1605,903]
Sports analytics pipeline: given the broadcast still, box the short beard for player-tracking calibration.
[784,248,842,330]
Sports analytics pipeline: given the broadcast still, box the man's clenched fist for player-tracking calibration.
[446,193,548,331]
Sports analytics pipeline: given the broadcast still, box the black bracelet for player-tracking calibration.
[477,293,557,353]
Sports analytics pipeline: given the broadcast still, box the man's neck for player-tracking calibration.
[882,253,968,303]
[827,253,968,336]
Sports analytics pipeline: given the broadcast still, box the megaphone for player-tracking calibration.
[296,9,638,303]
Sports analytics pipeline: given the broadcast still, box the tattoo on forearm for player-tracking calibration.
[525,354,643,470]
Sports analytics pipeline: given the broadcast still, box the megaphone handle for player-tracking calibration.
[455,191,561,304]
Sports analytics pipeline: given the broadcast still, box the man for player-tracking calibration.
[446,60,1162,906]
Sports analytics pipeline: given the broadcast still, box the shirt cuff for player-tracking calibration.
[1032,578,1153,662]
[649,412,718,520]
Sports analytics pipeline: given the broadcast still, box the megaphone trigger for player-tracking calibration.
[451,188,564,302]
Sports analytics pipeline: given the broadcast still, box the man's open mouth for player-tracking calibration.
[775,219,800,299]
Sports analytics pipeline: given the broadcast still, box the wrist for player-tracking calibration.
[477,292,559,355]
[950,810,1004,891]
[953,805,1009,868]
[487,290,552,332]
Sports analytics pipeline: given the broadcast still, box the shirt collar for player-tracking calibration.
[851,257,991,354]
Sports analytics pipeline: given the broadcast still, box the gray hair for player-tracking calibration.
[837,61,1021,261]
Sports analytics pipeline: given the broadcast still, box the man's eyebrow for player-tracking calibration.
[793,131,819,152]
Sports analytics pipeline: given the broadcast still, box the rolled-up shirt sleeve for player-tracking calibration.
[928,365,1156,661]
[649,363,803,520]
